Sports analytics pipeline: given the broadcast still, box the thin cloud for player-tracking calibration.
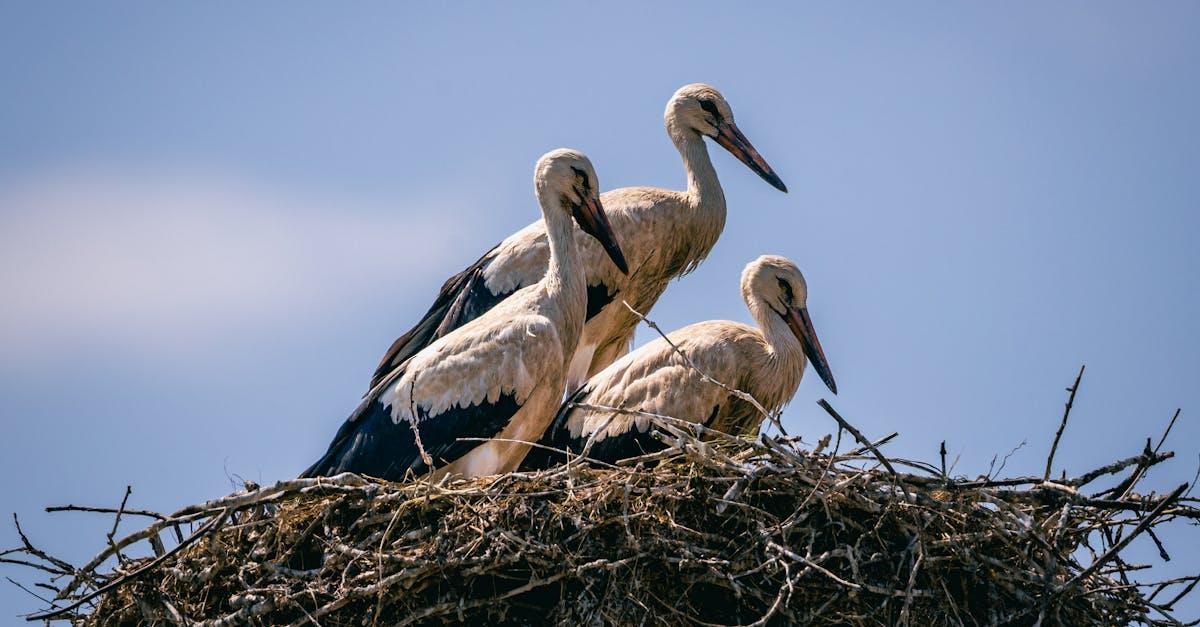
[0,171,486,362]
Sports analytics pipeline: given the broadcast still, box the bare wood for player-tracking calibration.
[1061,483,1186,591]
[1105,408,1183,501]
[846,432,899,458]
[44,504,166,521]
[29,509,230,621]
[817,399,897,478]
[1044,364,1085,482]
[105,486,132,565]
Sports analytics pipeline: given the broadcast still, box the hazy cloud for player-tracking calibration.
[0,171,483,362]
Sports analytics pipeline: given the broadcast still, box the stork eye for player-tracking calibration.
[776,277,794,304]
[697,98,722,123]
[569,166,591,193]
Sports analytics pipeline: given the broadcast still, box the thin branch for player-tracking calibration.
[817,399,897,478]
[105,486,132,565]
[28,509,230,621]
[1061,484,1186,591]
[1044,364,1085,482]
[44,505,166,521]
[622,300,784,435]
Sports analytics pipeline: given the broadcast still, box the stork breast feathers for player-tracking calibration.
[380,315,562,424]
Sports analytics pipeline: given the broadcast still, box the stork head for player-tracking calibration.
[535,149,629,275]
[742,255,836,394]
[665,83,787,192]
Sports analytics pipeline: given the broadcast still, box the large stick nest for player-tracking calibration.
[5,405,1198,626]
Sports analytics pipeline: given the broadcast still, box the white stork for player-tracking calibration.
[369,84,787,393]
[521,255,836,468]
[302,149,627,481]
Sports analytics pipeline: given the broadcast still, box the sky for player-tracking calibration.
[2,2,1198,621]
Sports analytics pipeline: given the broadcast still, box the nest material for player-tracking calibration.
[6,405,1198,626]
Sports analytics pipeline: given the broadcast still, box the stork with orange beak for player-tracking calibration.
[302,149,627,480]
[521,255,836,468]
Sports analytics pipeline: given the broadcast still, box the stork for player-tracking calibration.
[520,255,835,469]
[302,149,627,481]
[369,84,787,393]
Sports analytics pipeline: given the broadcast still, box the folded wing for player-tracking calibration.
[522,330,737,469]
[310,314,561,481]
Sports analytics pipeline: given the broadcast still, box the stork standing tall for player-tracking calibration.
[370,84,787,393]
[302,149,627,481]
[521,255,836,469]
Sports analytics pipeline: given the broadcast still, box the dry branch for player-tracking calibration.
[1045,364,1086,482]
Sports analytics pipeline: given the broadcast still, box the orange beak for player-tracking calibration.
[783,306,837,394]
[714,121,788,192]
[571,194,629,275]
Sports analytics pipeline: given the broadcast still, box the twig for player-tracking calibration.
[817,399,896,478]
[1061,484,1186,591]
[44,505,165,521]
[6,576,57,607]
[28,510,230,621]
[105,486,132,565]
[406,380,434,468]
[1044,365,1085,481]
[621,301,784,435]
[1107,408,1183,501]
[846,432,899,458]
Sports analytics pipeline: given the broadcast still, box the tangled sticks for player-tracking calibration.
[4,396,1199,626]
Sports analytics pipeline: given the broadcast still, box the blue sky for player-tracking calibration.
[2,2,1198,620]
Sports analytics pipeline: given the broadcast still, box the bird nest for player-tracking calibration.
[5,400,1199,626]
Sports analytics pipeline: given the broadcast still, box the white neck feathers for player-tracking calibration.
[541,201,582,296]
[745,294,807,409]
[673,129,725,209]
[536,197,587,354]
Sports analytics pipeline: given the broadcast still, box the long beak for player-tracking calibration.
[714,121,787,192]
[783,306,837,394]
[572,194,629,275]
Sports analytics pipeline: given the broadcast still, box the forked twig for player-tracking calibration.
[817,399,897,478]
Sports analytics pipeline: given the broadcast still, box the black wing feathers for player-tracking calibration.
[329,236,625,479]
[518,385,590,470]
[369,246,620,391]
[302,391,521,482]
[369,245,510,390]
[521,396,722,470]
[585,283,617,321]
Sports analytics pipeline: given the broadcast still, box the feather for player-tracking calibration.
[301,392,521,481]
[369,245,507,390]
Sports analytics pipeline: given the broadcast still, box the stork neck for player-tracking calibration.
[541,206,586,307]
[675,131,725,209]
[540,206,587,352]
[749,298,806,390]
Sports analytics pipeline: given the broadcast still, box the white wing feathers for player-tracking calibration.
[566,325,745,442]
[482,223,549,296]
[379,314,562,424]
